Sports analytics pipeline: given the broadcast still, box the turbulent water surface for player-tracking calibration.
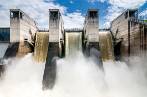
[0,52,147,97]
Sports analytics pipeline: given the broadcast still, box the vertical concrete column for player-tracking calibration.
[48,9,64,57]
[10,9,20,42]
[10,9,37,43]
[83,9,99,56]
[83,9,102,66]
[9,9,37,57]
[43,9,64,89]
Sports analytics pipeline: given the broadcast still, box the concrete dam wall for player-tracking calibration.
[0,8,146,90]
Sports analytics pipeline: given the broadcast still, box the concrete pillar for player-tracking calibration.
[84,9,99,43]
[83,9,99,55]
[10,9,38,43]
[43,9,65,90]
[83,9,102,66]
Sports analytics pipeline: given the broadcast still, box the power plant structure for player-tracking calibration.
[111,9,147,61]
[0,8,146,89]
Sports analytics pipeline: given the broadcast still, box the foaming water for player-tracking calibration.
[0,52,147,97]
[0,54,46,97]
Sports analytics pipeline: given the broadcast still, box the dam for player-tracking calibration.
[0,7,147,91]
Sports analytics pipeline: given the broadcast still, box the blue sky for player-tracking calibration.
[52,0,110,28]
[0,0,146,29]
[139,2,147,19]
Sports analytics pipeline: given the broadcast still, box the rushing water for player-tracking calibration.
[65,32,82,56]
[0,52,147,97]
[34,32,49,62]
[0,33,147,97]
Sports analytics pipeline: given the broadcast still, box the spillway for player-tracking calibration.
[99,31,114,61]
[65,32,82,56]
[34,32,49,62]
[0,7,146,97]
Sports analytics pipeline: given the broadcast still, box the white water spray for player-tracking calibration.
[0,52,147,97]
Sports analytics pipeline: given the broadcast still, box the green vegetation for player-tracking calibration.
[144,20,147,22]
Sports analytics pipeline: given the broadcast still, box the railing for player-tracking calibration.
[99,29,110,31]
[129,17,147,25]
[65,28,83,32]
[38,28,49,32]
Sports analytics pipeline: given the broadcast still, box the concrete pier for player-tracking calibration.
[10,9,38,42]
[83,9,100,60]
[42,9,65,89]
[83,9,99,43]
[9,9,38,57]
